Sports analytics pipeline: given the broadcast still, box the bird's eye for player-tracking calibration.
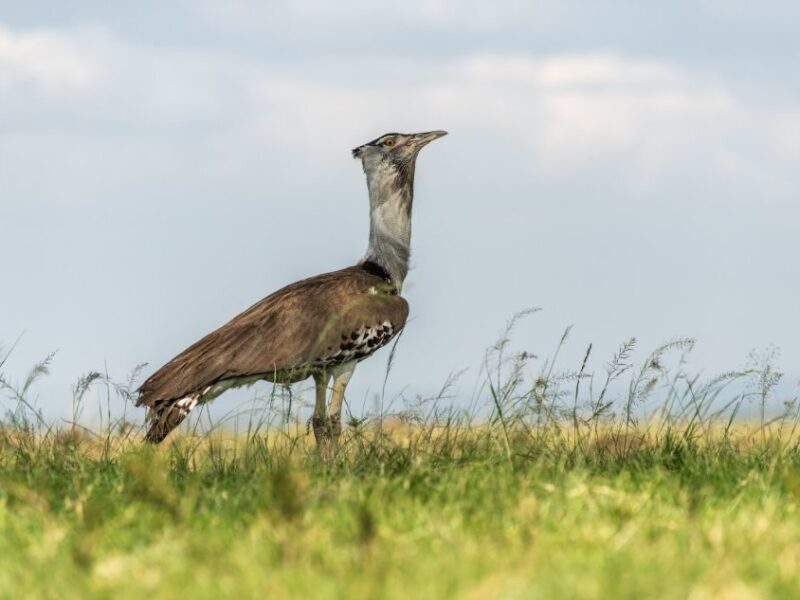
[383,138,395,147]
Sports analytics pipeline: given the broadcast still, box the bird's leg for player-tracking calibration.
[312,372,330,450]
[328,382,346,444]
[328,362,356,448]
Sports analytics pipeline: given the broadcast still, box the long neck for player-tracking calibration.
[362,162,414,289]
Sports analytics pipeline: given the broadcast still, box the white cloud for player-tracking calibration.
[0,26,99,92]
[772,112,800,160]
[251,52,797,203]
[460,54,683,88]
[1,24,797,204]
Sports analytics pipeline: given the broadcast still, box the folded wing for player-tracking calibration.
[136,265,408,409]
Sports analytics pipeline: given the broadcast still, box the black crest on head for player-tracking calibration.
[352,133,403,159]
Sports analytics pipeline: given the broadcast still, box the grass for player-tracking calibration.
[3,429,800,598]
[2,319,800,598]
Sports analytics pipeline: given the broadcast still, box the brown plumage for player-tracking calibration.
[136,263,407,442]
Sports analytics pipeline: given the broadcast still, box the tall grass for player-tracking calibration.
[2,311,798,469]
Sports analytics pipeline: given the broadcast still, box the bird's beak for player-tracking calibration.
[409,130,448,150]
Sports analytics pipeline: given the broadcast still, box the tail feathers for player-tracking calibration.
[144,394,200,443]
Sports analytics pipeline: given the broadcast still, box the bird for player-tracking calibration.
[135,130,447,446]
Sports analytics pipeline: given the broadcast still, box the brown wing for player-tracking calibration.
[136,265,408,407]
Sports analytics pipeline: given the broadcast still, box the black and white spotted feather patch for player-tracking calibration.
[317,321,397,368]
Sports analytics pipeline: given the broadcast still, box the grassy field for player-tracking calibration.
[2,329,800,598]
[2,425,800,599]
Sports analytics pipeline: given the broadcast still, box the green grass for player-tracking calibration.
[2,324,799,598]
[2,428,800,599]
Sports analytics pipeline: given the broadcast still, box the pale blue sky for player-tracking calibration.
[1,1,799,420]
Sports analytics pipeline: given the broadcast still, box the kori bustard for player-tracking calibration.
[136,130,447,446]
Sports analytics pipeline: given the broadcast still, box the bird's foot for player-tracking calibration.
[312,416,334,462]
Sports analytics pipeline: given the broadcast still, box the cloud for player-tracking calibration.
[1,24,797,205]
[0,26,99,92]
[251,52,797,203]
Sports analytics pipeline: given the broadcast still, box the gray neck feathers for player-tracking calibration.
[361,158,415,289]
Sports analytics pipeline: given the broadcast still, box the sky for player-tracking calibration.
[1,1,799,422]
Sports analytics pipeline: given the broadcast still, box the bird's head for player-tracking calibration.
[352,130,447,185]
